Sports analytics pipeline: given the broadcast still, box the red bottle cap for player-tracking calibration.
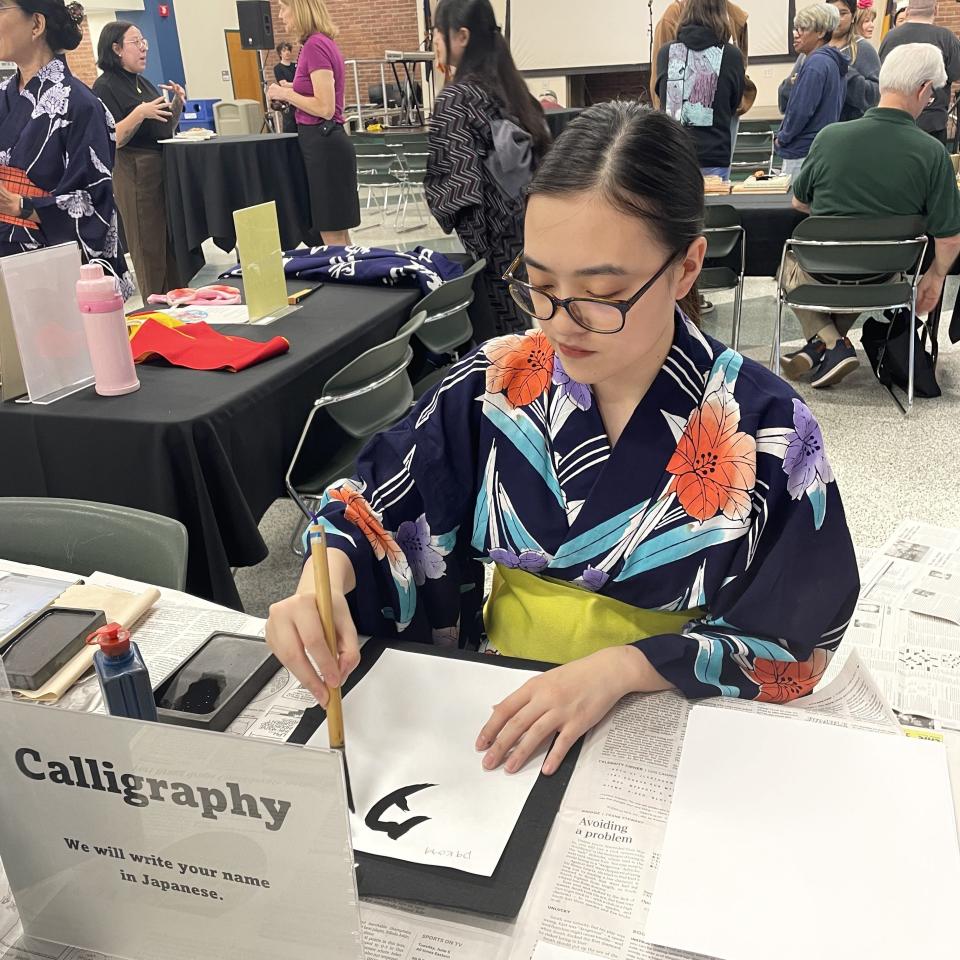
[85,622,132,657]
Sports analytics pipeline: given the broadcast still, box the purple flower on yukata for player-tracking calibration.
[783,399,834,499]
[580,566,610,592]
[395,513,448,586]
[488,547,550,573]
[552,354,592,410]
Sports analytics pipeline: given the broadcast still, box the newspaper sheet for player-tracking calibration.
[505,653,900,960]
[826,521,960,730]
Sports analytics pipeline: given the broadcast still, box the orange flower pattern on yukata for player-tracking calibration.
[748,649,830,704]
[484,330,555,408]
[667,388,757,523]
[327,486,405,567]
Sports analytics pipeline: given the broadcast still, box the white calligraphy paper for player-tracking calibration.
[311,648,546,876]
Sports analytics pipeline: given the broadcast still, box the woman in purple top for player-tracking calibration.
[268,0,359,245]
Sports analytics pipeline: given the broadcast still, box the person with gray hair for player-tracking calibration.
[879,0,960,145]
[778,42,960,389]
[775,3,847,176]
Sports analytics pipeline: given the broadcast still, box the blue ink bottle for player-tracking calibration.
[86,623,158,722]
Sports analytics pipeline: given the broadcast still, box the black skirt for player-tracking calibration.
[298,122,361,234]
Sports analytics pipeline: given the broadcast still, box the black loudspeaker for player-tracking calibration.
[237,0,274,50]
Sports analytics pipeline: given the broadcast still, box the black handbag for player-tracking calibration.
[861,309,941,400]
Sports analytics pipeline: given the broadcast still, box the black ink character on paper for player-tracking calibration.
[365,783,435,840]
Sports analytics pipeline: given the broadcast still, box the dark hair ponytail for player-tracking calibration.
[528,102,704,324]
[435,0,551,157]
[12,0,84,53]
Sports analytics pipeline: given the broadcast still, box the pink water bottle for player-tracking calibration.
[77,264,140,397]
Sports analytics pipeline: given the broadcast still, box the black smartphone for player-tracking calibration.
[154,632,280,731]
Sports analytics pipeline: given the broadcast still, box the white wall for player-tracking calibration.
[175,0,239,101]
[83,2,144,70]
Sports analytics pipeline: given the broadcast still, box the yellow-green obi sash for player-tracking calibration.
[485,565,703,665]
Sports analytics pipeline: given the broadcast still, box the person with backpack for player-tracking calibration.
[655,0,746,179]
[425,0,551,338]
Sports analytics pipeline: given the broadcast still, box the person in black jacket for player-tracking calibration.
[273,42,298,133]
[655,0,745,179]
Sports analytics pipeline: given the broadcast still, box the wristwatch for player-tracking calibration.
[19,196,35,218]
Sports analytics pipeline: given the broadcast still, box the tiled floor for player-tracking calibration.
[180,209,960,617]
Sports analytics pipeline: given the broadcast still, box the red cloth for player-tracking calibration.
[130,320,289,372]
[0,165,50,230]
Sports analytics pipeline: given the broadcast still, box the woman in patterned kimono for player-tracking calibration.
[425,0,551,340]
[267,103,860,776]
[0,0,132,295]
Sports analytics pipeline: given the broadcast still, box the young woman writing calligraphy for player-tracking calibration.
[266,103,859,776]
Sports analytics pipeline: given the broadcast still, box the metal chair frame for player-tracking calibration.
[284,312,426,554]
[354,145,406,230]
[701,209,747,349]
[774,234,929,414]
[388,137,431,232]
[730,129,776,178]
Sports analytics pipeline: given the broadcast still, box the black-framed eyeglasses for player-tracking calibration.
[502,250,682,334]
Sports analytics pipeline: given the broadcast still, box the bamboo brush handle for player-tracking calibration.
[311,528,345,750]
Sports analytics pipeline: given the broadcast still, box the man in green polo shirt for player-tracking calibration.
[780,42,960,388]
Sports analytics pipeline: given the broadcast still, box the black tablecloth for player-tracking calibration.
[545,107,583,139]
[0,282,420,609]
[706,193,805,277]
[164,134,311,283]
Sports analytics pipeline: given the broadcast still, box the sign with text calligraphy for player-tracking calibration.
[0,699,362,960]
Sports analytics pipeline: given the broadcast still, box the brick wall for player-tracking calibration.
[266,0,422,97]
[938,0,960,36]
[65,19,98,89]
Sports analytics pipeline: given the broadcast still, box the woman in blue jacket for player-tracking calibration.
[776,3,847,177]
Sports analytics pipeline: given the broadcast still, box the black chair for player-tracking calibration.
[700,205,746,349]
[775,216,929,412]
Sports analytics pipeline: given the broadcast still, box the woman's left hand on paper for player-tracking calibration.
[475,646,672,777]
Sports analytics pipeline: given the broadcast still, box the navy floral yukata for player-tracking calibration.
[309,313,861,704]
[0,57,133,296]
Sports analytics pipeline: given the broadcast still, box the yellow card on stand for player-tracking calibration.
[233,201,289,322]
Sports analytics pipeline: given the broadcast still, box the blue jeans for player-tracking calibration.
[701,166,731,179]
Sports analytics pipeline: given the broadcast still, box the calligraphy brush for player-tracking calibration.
[310,525,355,814]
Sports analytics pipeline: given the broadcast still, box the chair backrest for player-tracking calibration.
[703,204,744,261]
[354,142,401,186]
[0,498,188,590]
[790,216,928,279]
[411,260,485,354]
[368,83,402,107]
[388,136,430,178]
[321,312,427,438]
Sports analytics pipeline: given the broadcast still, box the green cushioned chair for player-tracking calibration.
[285,312,427,553]
[355,141,405,227]
[0,498,188,590]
